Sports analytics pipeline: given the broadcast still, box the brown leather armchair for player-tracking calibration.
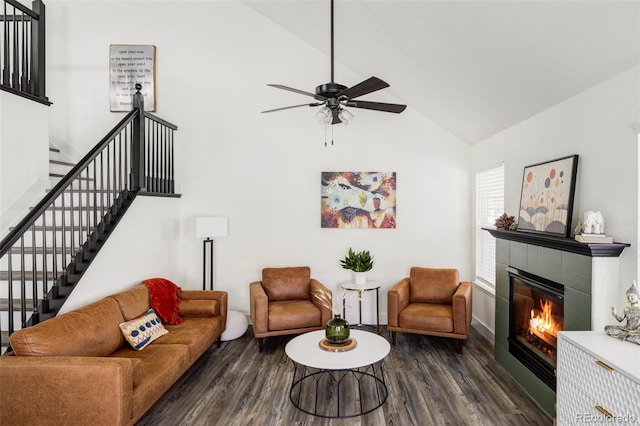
[387,267,472,354]
[250,266,333,351]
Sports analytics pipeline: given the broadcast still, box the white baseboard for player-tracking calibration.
[471,317,495,345]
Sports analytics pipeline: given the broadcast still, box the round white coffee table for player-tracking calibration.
[285,329,391,418]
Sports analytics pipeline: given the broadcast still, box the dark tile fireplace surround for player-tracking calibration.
[485,228,629,418]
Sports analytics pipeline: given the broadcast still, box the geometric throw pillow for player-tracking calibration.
[119,309,168,351]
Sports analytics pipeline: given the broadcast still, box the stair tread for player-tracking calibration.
[49,159,75,167]
[0,298,36,310]
[0,271,60,280]
[48,188,112,193]
[49,173,92,181]
[8,247,66,254]
[10,225,89,231]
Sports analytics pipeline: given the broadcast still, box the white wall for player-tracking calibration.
[472,66,640,334]
[47,1,472,323]
[59,195,181,313]
[0,92,50,237]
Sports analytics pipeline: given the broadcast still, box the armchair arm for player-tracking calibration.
[310,279,333,326]
[452,281,473,336]
[387,278,410,327]
[0,356,134,425]
[250,281,269,335]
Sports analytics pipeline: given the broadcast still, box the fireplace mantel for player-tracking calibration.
[483,228,629,258]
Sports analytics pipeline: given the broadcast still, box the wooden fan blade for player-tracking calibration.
[346,100,406,113]
[261,103,323,113]
[267,84,326,101]
[337,77,389,100]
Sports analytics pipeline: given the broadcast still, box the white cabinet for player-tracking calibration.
[557,331,640,425]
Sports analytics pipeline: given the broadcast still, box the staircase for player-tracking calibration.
[0,88,178,353]
[0,149,136,353]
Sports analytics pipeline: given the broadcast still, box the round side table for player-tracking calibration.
[341,280,381,334]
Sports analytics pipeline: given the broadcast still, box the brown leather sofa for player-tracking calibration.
[0,284,227,426]
[387,267,472,353]
[250,266,332,351]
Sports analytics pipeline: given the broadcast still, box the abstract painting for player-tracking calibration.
[321,172,396,229]
[516,155,578,237]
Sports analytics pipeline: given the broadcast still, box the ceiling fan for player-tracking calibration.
[261,0,406,126]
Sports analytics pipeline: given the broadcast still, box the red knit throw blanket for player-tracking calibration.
[143,278,184,325]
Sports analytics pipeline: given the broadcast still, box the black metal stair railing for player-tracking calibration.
[0,88,178,352]
[0,0,48,104]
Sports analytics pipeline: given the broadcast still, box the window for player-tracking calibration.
[475,164,504,287]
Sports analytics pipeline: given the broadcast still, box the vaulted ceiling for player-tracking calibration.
[245,0,640,144]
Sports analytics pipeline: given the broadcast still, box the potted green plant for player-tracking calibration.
[340,247,374,284]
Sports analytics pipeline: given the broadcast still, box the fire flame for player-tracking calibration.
[529,299,560,337]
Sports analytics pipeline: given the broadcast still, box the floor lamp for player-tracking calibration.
[195,217,228,290]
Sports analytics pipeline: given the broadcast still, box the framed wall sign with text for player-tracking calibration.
[109,44,156,112]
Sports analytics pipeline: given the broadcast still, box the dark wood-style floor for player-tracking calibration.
[137,326,552,425]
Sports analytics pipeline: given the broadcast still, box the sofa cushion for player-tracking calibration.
[262,267,311,301]
[159,316,224,363]
[409,267,460,304]
[111,284,151,321]
[9,297,125,357]
[399,303,454,332]
[119,309,169,351]
[268,300,321,331]
[110,344,191,419]
[179,299,219,316]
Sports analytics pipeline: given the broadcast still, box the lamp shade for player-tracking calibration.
[195,217,228,238]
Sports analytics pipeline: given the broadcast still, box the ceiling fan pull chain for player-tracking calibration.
[324,124,328,147]
[331,124,334,146]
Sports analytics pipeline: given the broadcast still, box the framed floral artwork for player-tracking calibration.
[516,155,578,237]
[321,172,396,229]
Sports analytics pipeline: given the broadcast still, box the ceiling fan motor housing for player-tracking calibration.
[316,82,347,100]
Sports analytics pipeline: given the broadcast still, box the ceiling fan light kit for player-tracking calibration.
[262,0,406,132]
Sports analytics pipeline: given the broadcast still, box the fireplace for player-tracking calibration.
[507,267,564,390]
[485,228,629,417]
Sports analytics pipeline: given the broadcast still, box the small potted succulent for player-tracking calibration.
[340,247,374,285]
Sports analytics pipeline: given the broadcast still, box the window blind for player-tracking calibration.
[475,164,504,286]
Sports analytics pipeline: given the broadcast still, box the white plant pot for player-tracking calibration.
[353,271,367,285]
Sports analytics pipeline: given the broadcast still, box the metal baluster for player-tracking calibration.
[20,11,26,91]
[170,128,174,193]
[118,133,122,195]
[85,167,90,239]
[7,243,14,335]
[51,194,58,299]
[92,159,97,229]
[19,235,26,328]
[143,118,148,190]
[69,178,75,258]
[2,1,8,85]
[41,205,48,313]
[77,172,83,247]
[155,121,159,191]
[106,142,111,213]
[163,125,167,193]
[30,223,38,324]
[111,139,117,208]
[11,4,17,88]
[61,184,67,276]
[100,152,105,220]
[125,124,130,191]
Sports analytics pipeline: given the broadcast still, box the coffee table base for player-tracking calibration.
[289,360,388,418]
